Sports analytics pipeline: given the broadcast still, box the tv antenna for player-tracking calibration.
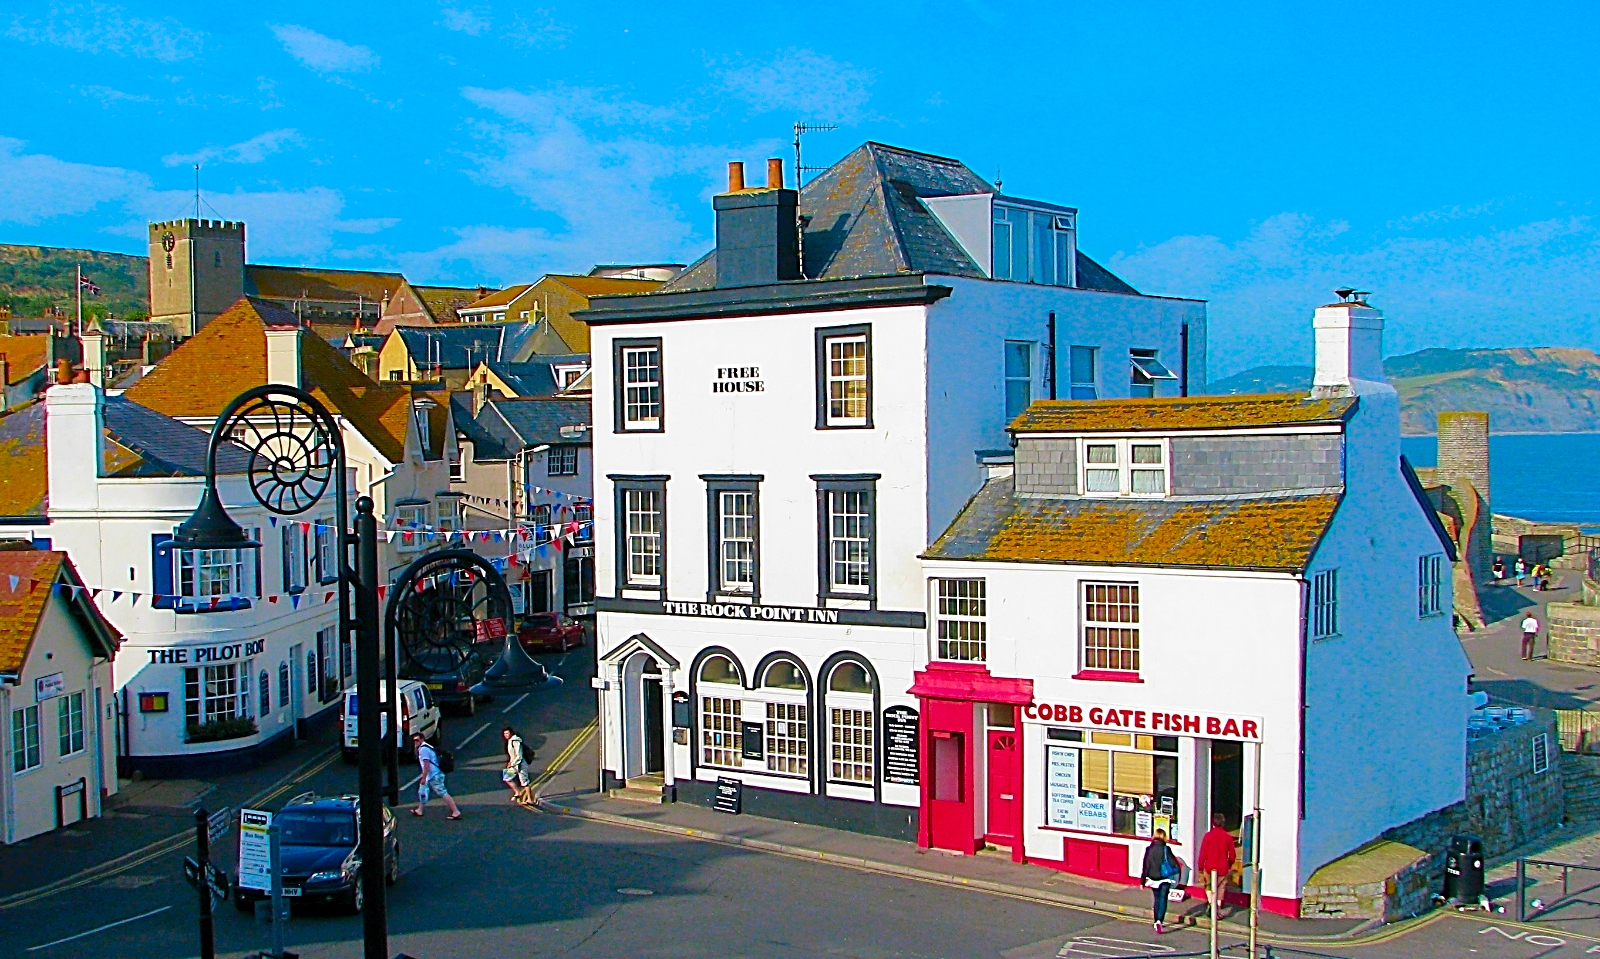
[792,121,837,190]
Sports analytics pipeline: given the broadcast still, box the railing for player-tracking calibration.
[1556,709,1600,754]
[1565,534,1600,556]
[1516,857,1600,921]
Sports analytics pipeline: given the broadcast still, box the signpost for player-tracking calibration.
[193,807,217,959]
[207,807,231,845]
[474,616,507,643]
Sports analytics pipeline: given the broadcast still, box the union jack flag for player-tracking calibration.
[78,275,100,295]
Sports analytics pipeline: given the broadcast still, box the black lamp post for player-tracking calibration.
[175,384,390,959]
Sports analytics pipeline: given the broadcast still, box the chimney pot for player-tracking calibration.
[55,359,72,385]
[727,161,746,193]
[767,158,784,189]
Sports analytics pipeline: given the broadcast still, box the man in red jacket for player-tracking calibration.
[1197,813,1237,959]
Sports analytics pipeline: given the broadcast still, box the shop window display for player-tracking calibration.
[1045,729,1179,839]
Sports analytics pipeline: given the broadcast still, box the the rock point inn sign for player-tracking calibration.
[663,600,843,624]
[1023,700,1264,742]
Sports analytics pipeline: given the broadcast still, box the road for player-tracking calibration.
[7,638,1600,959]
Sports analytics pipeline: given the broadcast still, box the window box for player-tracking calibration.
[1071,669,1144,684]
[186,717,258,743]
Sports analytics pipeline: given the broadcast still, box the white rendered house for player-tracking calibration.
[584,143,1206,834]
[919,294,1471,914]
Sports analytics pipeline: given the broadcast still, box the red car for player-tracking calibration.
[518,612,585,652]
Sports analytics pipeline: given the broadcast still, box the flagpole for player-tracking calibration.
[75,264,82,339]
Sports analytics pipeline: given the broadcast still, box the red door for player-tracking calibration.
[986,730,1018,846]
[928,730,975,853]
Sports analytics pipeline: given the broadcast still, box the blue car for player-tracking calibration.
[233,794,398,914]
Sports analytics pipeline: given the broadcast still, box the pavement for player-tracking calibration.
[1463,567,1600,709]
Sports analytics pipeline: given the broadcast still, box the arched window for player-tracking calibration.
[827,661,874,785]
[698,655,742,768]
[259,670,271,716]
[760,659,809,777]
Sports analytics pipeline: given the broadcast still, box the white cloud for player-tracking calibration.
[402,85,746,281]
[162,129,304,167]
[74,84,154,106]
[4,2,203,62]
[1108,211,1600,379]
[0,137,393,259]
[269,24,379,74]
[717,48,875,125]
[440,6,491,35]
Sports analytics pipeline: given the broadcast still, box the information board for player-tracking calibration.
[1045,744,1079,828]
[883,706,920,786]
[237,808,273,892]
[712,777,742,814]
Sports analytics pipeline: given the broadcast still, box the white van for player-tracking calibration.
[341,680,442,764]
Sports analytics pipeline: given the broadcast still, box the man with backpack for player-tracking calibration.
[411,731,462,820]
[502,726,534,805]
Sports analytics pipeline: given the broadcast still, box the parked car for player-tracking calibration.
[518,611,585,653]
[399,647,492,716]
[340,679,441,764]
[233,794,397,914]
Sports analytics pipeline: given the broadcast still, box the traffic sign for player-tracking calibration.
[207,807,231,845]
[237,808,273,892]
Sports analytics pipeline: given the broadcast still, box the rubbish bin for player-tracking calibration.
[1444,834,1484,901]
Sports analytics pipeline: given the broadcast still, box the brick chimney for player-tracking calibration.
[265,326,302,388]
[713,158,800,288]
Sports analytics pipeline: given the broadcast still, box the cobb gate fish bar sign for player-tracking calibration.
[1023,700,1263,742]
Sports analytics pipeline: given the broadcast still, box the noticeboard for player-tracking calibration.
[740,722,765,760]
[237,808,273,892]
[883,706,920,786]
[712,777,742,814]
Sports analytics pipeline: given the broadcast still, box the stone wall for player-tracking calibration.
[1436,412,1490,513]
[1014,438,1077,495]
[1302,711,1562,919]
[1170,434,1343,495]
[1549,597,1600,667]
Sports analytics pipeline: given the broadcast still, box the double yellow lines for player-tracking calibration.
[527,719,596,798]
[0,746,341,911]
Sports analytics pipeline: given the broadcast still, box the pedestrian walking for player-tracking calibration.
[1492,558,1506,587]
[502,726,534,805]
[1515,557,1528,586]
[1198,813,1238,959]
[1142,829,1182,935]
[411,732,461,820]
[1522,613,1540,661]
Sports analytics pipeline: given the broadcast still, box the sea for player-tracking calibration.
[1401,433,1600,530]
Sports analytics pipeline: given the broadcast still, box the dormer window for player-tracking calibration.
[1079,439,1168,497]
[991,203,1076,286]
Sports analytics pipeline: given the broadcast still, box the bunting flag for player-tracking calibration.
[7,575,17,592]
[111,590,122,602]
[290,594,301,609]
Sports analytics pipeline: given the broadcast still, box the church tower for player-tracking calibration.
[147,219,246,338]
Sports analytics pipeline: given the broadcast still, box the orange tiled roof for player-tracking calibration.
[926,478,1341,572]
[0,334,50,385]
[124,298,412,463]
[0,548,121,673]
[1010,393,1356,434]
[0,401,46,516]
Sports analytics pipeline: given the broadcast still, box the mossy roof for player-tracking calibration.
[926,477,1341,572]
[0,548,121,674]
[1009,393,1356,434]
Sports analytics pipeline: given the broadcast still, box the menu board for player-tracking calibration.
[1046,745,1079,828]
[883,706,920,786]
[1077,795,1112,833]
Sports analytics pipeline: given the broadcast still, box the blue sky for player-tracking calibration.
[3,1,1598,376]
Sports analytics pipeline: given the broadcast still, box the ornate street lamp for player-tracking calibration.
[175,385,391,959]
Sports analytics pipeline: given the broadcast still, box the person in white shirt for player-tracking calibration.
[411,732,461,820]
[1522,614,1540,661]
[501,726,533,805]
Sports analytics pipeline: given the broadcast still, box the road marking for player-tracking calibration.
[528,719,597,794]
[0,746,338,911]
[26,906,171,951]
[501,693,530,714]
[1058,937,1174,957]
[616,887,653,896]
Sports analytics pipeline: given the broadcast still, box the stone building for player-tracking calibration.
[1412,411,1492,629]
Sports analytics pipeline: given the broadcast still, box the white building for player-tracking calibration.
[919,294,1471,914]
[0,296,457,775]
[0,546,121,843]
[584,142,1206,835]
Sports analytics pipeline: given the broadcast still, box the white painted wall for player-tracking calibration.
[924,277,1207,535]
[921,557,1308,899]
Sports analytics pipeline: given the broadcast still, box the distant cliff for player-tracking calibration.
[1208,347,1600,435]
[0,243,149,321]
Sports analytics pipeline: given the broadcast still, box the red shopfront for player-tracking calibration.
[909,662,1033,862]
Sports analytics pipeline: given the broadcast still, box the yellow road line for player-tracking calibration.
[528,720,596,795]
[0,746,339,911]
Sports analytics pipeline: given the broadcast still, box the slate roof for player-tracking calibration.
[481,354,589,398]
[462,284,533,312]
[451,393,514,461]
[124,297,413,463]
[480,397,591,453]
[660,141,1139,294]
[0,547,121,674]
[395,324,542,370]
[413,285,480,323]
[0,395,251,517]
[1009,394,1357,434]
[925,476,1341,573]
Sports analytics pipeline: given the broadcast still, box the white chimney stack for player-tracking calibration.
[265,326,302,389]
[45,383,105,512]
[1311,291,1385,398]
